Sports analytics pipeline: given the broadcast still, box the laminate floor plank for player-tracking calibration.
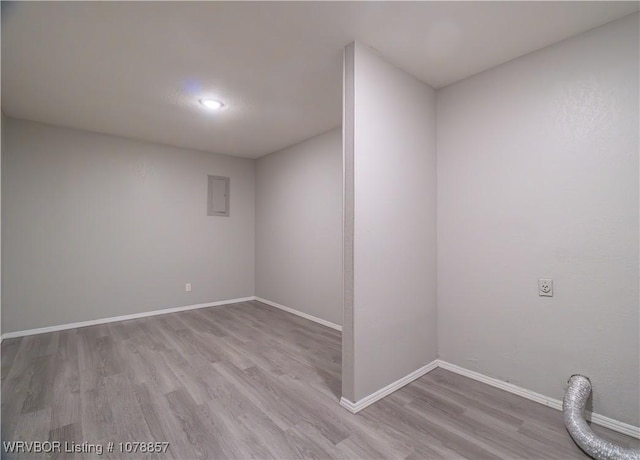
[49,331,81,432]
[211,361,298,431]
[283,424,339,460]
[358,405,465,459]
[235,410,301,459]
[10,408,52,450]
[0,338,22,384]
[370,396,502,459]
[243,365,351,445]
[427,368,561,428]
[130,383,176,459]
[1,374,28,441]
[3,336,43,383]
[2,300,637,459]
[406,397,548,459]
[136,320,171,353]
[105,373,155,445]
[134,346,182,395]
[335,432,403,460]
[78,382,117,448]
[48,422,84,460]
[161,347,216,404]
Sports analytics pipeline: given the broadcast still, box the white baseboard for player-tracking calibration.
[0,297,254,341]
[436,360,640,439]
[436,360,564,410]
[253,297,342,331]
[589,413,640,440]
[340,360,439,413]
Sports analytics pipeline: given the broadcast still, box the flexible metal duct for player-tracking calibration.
[563,375,640,460]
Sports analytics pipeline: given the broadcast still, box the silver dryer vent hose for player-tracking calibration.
[563,375,639,460]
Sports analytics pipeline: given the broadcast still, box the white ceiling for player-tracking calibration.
[2,2,638,159]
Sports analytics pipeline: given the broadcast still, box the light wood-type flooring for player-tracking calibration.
[2,300,638,459]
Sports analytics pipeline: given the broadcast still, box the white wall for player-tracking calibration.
[437,13,639,426]
[255,128,342,326]
[2,118,255,333]
[343,42,438,402]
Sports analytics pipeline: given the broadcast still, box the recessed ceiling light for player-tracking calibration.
[199,98,225,110]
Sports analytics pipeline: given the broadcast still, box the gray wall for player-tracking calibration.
[2,118,255,333]
[255,128,342,326]
[343,42,438,402]
[1,114,4,336]
[437,13,639,426]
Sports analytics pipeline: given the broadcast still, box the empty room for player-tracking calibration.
[1,2,639,459]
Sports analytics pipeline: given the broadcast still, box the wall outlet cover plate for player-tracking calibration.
[539,279,553,297]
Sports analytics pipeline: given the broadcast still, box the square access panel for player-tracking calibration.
[207,175,230,217]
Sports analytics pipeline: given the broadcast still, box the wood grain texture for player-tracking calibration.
[2,300,638,459]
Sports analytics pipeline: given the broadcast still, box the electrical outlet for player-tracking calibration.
[538,279,553,297]
[185,283,192,292]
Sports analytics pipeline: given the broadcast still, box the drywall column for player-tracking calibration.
[342,42,437,404]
